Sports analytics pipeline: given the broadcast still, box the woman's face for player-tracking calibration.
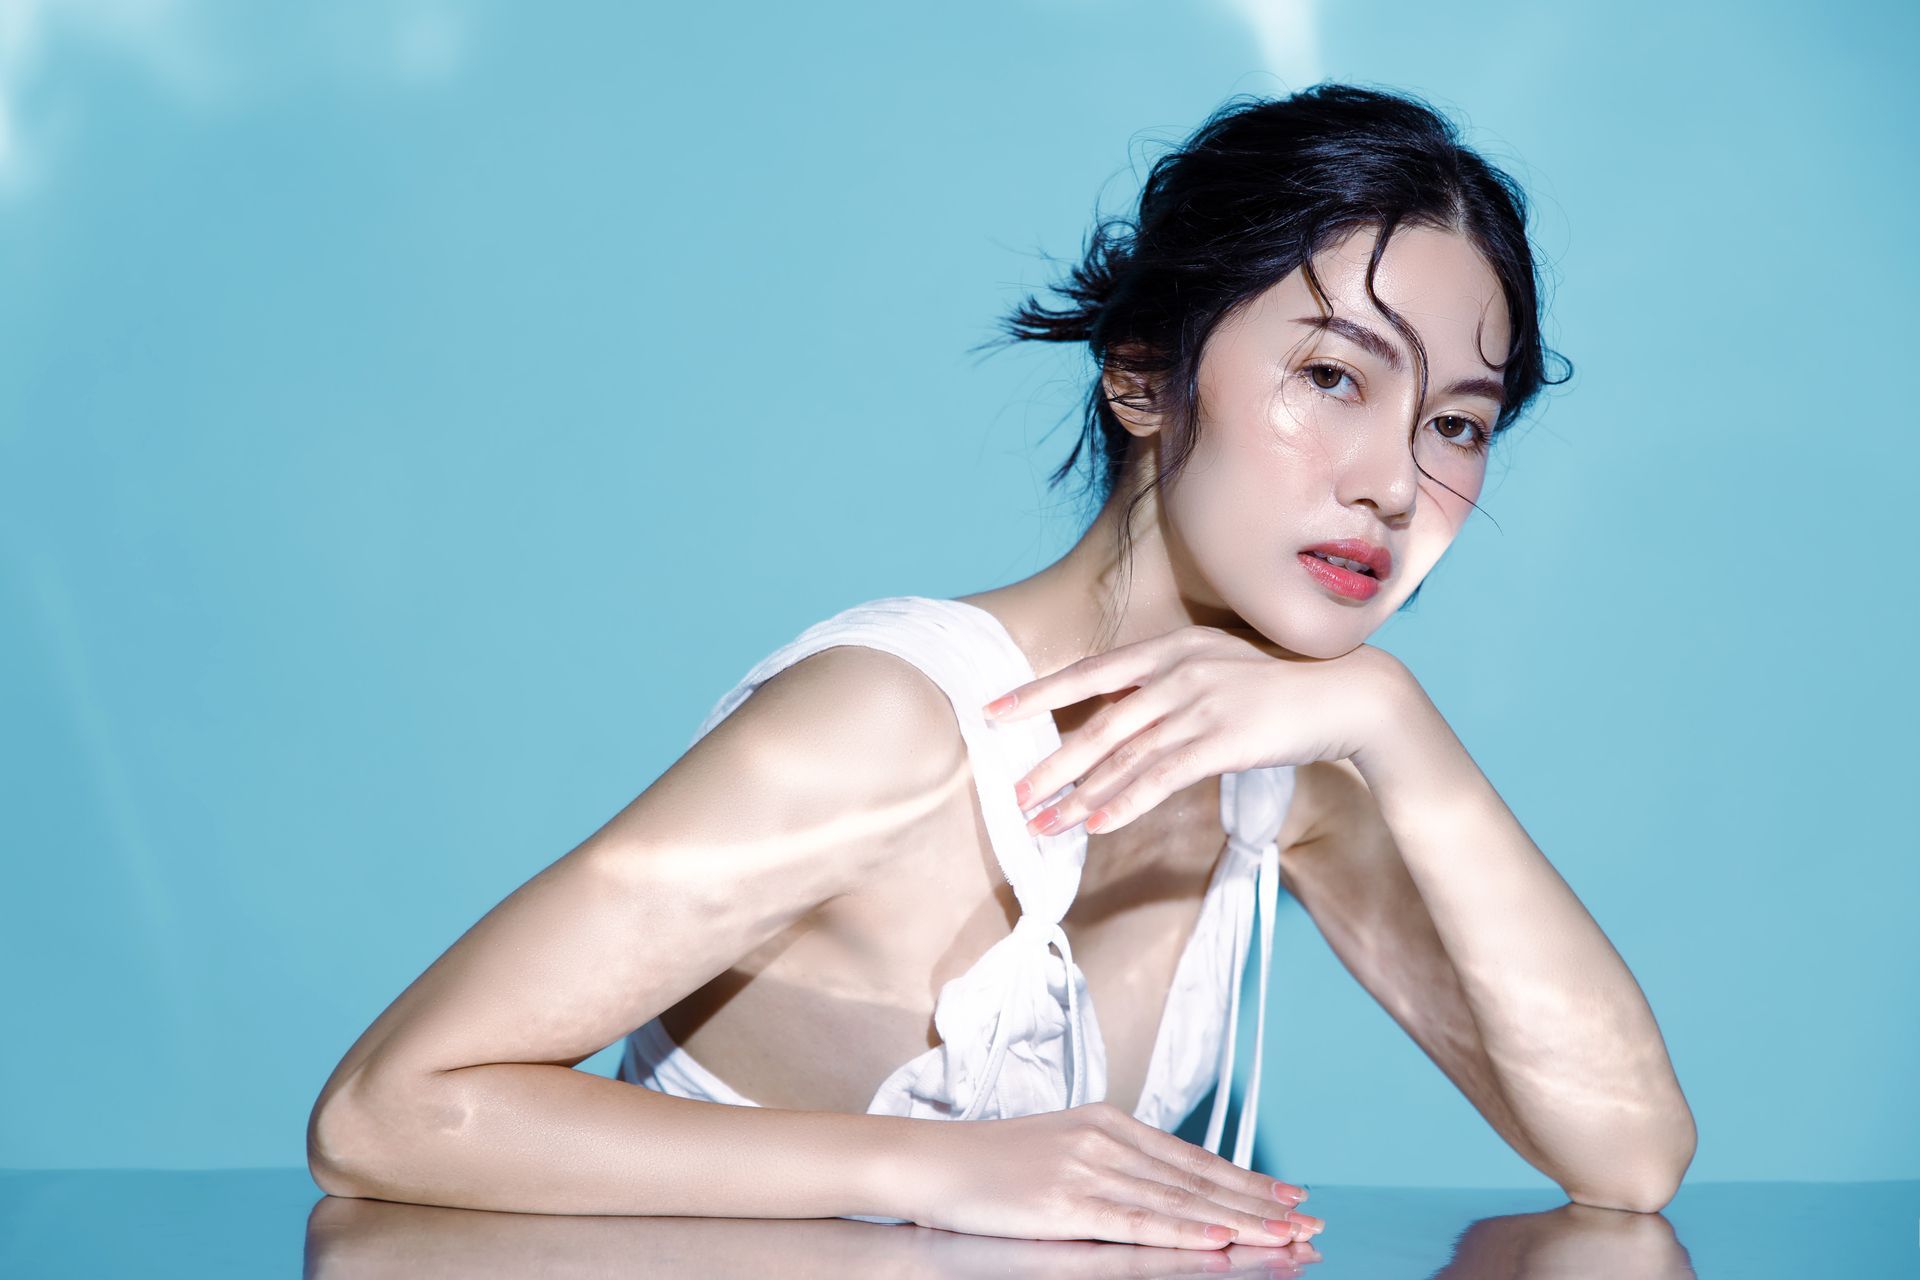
[1150,222,1511,659]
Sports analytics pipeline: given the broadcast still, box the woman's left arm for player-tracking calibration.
[983,627,1697,1212]
[1334,665,1698,1211]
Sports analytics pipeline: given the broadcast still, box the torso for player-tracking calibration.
[656,593,1324,1117]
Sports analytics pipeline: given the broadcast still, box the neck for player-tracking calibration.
[977,469,1243,684]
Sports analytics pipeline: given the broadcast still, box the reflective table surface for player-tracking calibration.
[2,1170,1914,1277]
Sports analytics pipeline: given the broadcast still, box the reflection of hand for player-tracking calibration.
[892,1100,1321,1249]
[982,625,1405,836]
[908,1227,1321,1279]
[1435,1201,1695,1279]
[306,1193,1323,1278]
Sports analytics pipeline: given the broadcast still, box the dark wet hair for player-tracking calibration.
[976,82,1571,617]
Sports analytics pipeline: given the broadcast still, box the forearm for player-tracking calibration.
[310,1062,920,1221]
[1351,679,1696,1202]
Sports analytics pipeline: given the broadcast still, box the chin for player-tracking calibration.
[1291,633,1373,661]
[1230,603,1375,661]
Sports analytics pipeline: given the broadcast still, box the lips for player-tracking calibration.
[1299,539,1392,580]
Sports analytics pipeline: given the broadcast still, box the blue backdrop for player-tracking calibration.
[3,0,1913,1187]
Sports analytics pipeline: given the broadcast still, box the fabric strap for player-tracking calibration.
[1202,832,1282,1166]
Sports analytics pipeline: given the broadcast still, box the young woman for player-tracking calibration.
[307,83,1696,1255]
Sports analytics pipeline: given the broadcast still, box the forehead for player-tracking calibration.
[1232,223,1512,367]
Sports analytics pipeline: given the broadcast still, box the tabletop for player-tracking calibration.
[2,1170,1913,1277]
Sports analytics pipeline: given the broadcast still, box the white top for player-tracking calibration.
[615,595,1296,1224]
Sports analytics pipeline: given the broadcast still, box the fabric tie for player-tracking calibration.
[961,912,1087,1119]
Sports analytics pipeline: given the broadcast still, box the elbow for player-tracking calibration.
[307,1069,412,1199]
[308,1091,376,1198]
[1566,1169,1683,1215]
[1565,1116,1698,1215]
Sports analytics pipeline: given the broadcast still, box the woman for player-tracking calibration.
[306,83,1696,1255]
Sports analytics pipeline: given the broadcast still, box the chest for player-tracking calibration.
[849,762,1321,1110]
[1052,776,1227,1113]
[661,763,1317,1117]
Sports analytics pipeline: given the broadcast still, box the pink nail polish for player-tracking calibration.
[1013,778,1032,806]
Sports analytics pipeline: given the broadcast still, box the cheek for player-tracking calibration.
[1217,405,1330,515]
[1179,392,1334,521]
[1265,378,1332,458]
[1423,466,1485,526]
[1168,422,1327,596]
[1237,379,1335,483]
[1163,432,1264,570]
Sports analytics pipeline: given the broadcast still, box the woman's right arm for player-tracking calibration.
[306,644,974,1222]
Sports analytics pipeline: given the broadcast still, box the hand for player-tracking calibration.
[982,624,1407,835]
[899,1100,1324,1249]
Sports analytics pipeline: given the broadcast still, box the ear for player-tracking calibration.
[1099,345,1166,439]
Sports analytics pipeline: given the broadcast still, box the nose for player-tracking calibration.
[1333,411,1420,523]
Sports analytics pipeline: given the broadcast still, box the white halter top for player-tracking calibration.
[616,595,1296,1223]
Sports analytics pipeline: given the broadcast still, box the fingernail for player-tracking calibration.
[1204,1223,1236,1241]
[1084,808,1109,833]
[1026,806,1061,835]
[982,693,1016,717]
[1013,778,1032,807]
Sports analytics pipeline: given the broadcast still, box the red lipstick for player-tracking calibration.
[1297,539,1391,602]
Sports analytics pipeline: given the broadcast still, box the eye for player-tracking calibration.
[1300,360,1492,457]
[1431,414,1493,457]
[1302,361,1357,397]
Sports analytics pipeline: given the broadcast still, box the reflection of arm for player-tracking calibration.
[306,645,976,1221]
[1441,1202,1696,1279]
[307,1194,1261,1280]
[1291,688,1696,1212]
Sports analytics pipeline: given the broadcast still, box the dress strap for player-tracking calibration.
[931,600,1096,1117]
[703,595,1103,1122]
[1202,767,1294,1167]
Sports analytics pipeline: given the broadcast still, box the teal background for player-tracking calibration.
[3,0,1913,1190]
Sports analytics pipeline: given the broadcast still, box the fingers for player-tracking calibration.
[1092,1172,1319,1249]
[1061,733,1205,836]
[1114,1159,1322,1247]
[1119,1109,1309,1208]
[1064,1107,1323,1248]
[1010,671,1192,804]
[1077,1196,1246,1251]
[1143,1159,1320,1237]
[1022,719,1200,838]
[982,643,1168,724]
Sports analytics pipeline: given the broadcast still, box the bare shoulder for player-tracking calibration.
[590,641,974,897]
[717,642,972,796]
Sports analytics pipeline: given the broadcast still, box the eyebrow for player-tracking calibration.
[1290,314,1506,404]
